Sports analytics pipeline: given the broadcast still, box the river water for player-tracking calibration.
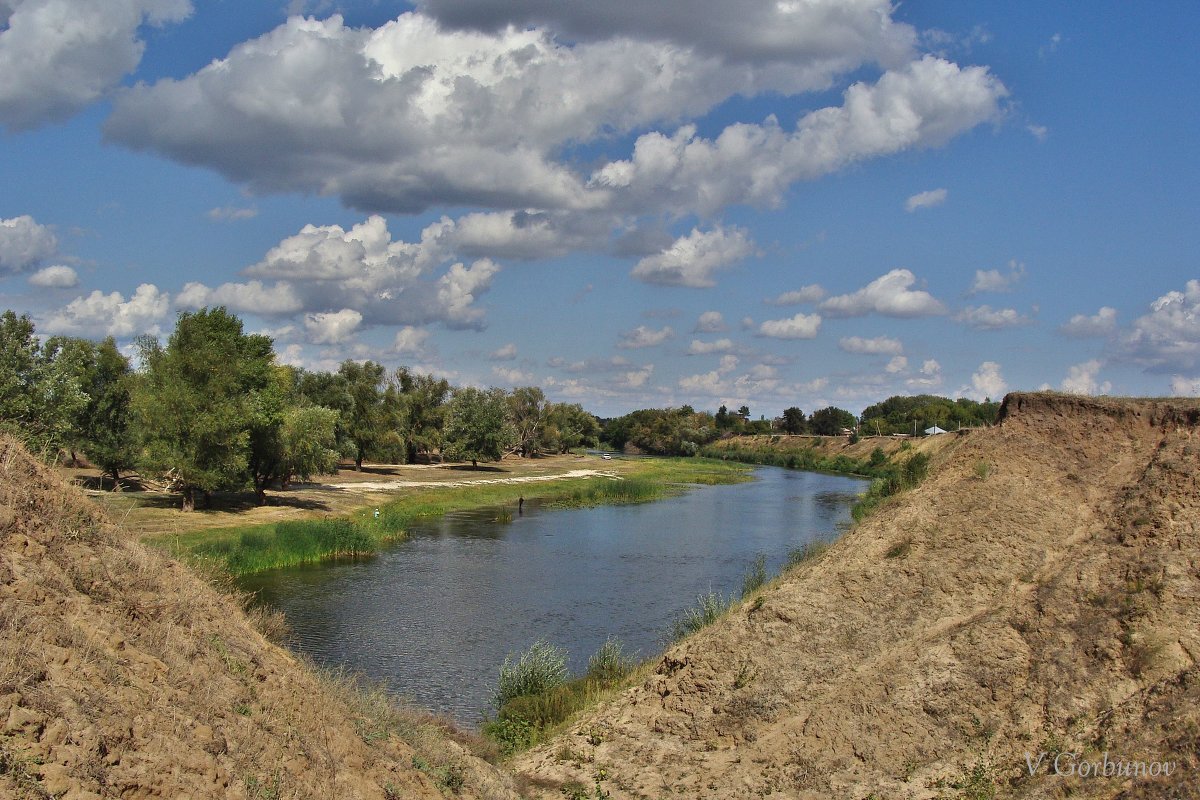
[240,466,866,725]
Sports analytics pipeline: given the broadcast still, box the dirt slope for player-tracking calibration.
[516,393,1200,799]
[704,428,961,463]
[0,434,521,800]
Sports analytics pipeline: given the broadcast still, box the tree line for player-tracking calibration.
[601,396,999,456]
[0,308,599,511]
[2,305,1001,505]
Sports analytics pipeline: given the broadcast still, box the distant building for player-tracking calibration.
[924,425,947,435]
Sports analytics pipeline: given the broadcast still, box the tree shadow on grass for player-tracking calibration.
[442,464,507,473]
[98,489,331,514]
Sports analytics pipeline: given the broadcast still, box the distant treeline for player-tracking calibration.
[0,308,599,510]
[601,395,999,456]
[2,305,1000,507]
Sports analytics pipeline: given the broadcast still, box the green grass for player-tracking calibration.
[669,589,734,642]
[164,516,396,576]
[158,457,750,576]
[785,540,830,569]
[483,638,638,756]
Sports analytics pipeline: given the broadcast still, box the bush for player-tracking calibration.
[497,684,586,729]
[669,590,732,642]
[586,637,634,685]
[493,640,568,710]
[903,452,929,486]
[481,716,533,756]
[740,554,767,597]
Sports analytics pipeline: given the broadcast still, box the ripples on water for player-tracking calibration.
[240,466,866,726]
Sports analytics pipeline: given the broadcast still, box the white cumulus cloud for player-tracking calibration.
[0,215,58,273]
[766,285,825,305]
[968,259,1025,294]
[393,326,431,355]
[617,325,674,349]
[105,10,1003,221]
[1061,360,1110,396]
[492,366,534,385]
[687,338,735,355]
[593,56,1006,215]
[953,305,1031,330]
[757,312,822,339]
[904,188,947,212]
[631,226,756,288]
[490,342,518,360]
[1061,306,1118,338]
[821,268,946,318]
[907,358,942,389]
[28,265,78,288]
[175,280,305,316]
[1115,280,1200,372]
[966,361,1006,401]
[0,0,191,131]
[43,283,170,338]
[838,335,903,355]
[304,308,363,344]
[693,310,727,333]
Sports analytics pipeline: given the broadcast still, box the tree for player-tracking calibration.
[715,405,732,430]
[337,360,387,470]
[781,407,807,435]
[135,308,274,511]
[244,367,342,502]
[0,311,86,458]
[295,368,353,458]
[809,406,857,436]
[394,368,450,463]
[543,403,600,453]
[277,405,340,489]
[73,337,137,488]
[508,385,548,457]
[443,387,516,468]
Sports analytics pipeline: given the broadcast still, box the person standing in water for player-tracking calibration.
[518,496,524,515]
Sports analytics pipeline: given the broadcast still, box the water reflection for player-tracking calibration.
[240,466,865,726]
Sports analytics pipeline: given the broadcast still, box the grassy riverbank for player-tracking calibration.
[158,457,750,576]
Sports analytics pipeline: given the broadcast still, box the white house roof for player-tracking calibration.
[925,425,947,435]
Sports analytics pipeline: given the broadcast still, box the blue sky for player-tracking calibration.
[1,0,1197,417]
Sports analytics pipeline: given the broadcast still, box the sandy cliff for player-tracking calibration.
[516,393,1200,799]
[0,434,519,800]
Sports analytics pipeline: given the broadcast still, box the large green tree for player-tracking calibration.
[53,336,137,488]
[0,311,86,458]
[542,402,600,454]
[443,387,516,468]
[780,406,807,435]
[809,406,857,436]
[394,367,451,463]
[337,360,387,470]
[135,308,274,511]
[508,385,547,457]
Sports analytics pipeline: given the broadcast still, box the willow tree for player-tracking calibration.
[443,387,516,468]
[337,360,387,470]
[135,308,274,511]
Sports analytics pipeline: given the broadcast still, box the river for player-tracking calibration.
[240,466,866,725]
